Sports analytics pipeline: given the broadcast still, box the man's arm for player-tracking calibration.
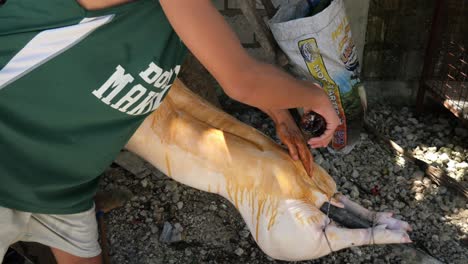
[159,0,339,148]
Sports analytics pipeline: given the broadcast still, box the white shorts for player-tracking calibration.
[0,205,101,260]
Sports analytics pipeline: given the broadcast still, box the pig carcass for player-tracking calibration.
[125,79,411,261]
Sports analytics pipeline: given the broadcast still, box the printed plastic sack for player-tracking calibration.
[269,0,366,153]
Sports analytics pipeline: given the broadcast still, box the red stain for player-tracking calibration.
[371,185,380,196]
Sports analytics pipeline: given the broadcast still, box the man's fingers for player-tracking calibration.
[277,123,302,161]
[285,140,299,160]
[296,140,314,176]
[310,143,324,149]
[320,127,335,141]
[307,127,334,147]
[308,135,332,148]
[309,139,331,149]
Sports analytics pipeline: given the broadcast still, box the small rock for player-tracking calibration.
[408,118,418,125]
[454,171,465,181]
[141,179,148,188]
[177,201,184,210]
[361,199,372,208]
[439,147,452,155]
[350,246,363,256]
[170,232,182,243]
[423,178,432,187]
[140,211,148,217]
[454,127,468,137]
[447,160,456,168]
[393,201,405,209]
[315,154,324,165]
[344,155,355,163]
[440,233,451,242]
[382,167,389,175]
[239,230,250,238]
[351,169,359,178]
[396,176,406,183]
[438,153,450,163]
[428,146,437,152]
[454,145,463,152]
[159,222,173,243]
[150,224,159,234]
[114,151,148,176]
[438,186,447,194]
[425,152,438,162]
[234,248,244,256]
[433,124,445,132]
[159,222,183,243]
[320,161,331,171]
[218,210,227,218]
[440,204,450,212]
[418,211,429,220]
[415,193,424,201]
[171,193,180,203]
[394,165,402,173]
[350,186,360,199]
[455,162,468,169]
[173,223,184,232]
[360,132,369,140]
[165,181,178,192]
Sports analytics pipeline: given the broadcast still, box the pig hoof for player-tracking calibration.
[376,212,412,232]
[401,233,412,243]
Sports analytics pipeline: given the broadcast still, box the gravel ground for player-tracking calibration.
[99,99,467,264]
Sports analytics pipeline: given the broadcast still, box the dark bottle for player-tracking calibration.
[306,0,332,17]
[300,111,327,138]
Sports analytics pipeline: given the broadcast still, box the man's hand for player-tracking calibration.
[305,94,340,149]
[262,109,314,177]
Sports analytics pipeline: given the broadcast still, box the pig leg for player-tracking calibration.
[322,222,412,253]
[335,194,412,231]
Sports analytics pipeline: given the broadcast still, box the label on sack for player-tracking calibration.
[298,38,347,149]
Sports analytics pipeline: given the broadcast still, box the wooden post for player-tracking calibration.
[238,0,288,66]
[260,0,278,19]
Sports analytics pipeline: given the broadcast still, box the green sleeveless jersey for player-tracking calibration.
[0,0,187,214]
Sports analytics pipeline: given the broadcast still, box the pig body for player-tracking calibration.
[126,80,411,261]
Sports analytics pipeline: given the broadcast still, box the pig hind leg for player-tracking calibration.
[322,223,411,254]
[335,194,412,231]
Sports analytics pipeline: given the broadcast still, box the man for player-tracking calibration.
[0,0,339,263]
